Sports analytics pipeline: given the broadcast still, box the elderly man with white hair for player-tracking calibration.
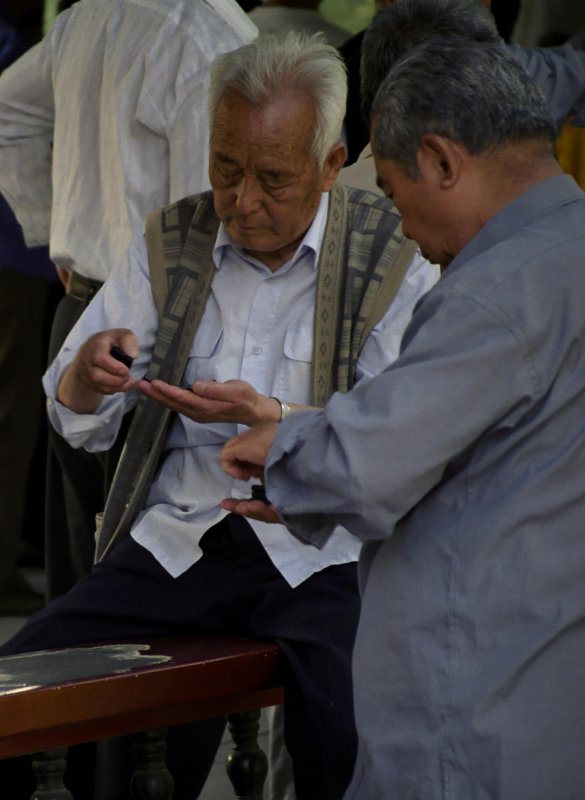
[0,31,438,800]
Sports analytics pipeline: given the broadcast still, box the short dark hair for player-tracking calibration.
[361,0,499,124]
[371,37,557,176]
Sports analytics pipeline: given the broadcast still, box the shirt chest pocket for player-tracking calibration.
[283,324,313,364]
[282,300,315,365]
[183,326,223,385]
[276,321,314,404]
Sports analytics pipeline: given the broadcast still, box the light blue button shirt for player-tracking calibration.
[43,192,438,586]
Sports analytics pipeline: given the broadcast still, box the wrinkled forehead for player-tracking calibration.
[211,90,317,161]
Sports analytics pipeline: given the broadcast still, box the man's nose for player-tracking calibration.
[235,176,262,214]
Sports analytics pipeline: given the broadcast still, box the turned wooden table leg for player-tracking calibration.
[30,747,73,800]
[131,728,174,800]
[226,710,268,800]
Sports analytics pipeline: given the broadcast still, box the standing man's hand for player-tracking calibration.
[219,421,279,482]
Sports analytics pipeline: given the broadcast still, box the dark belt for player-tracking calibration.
[66,271,104,304]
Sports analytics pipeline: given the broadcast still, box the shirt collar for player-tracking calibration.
[449,174,584,274]
[213,191,330,272]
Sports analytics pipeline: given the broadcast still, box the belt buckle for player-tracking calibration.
[67,271,102,303]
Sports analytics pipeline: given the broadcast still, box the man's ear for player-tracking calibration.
[322,142,347,190]
[418,133,464,189]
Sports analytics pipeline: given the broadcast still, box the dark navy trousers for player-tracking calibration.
[1,515,360,800]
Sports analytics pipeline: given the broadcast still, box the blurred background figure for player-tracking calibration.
[0,0,61,616]
[512,0,585,46]
[512,0,585,190]
[0,0,257,610]
[490,0,521,41]
[248,0,351,46]
[321,0,375,34]
[340,0,391,166]
[342,0,526,165]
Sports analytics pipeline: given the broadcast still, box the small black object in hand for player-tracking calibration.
[110,346,134,368]
[251,484,271,504]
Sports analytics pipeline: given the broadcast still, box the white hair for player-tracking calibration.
[209,31,347,167]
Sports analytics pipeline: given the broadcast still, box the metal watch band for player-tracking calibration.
[271,397,292,422]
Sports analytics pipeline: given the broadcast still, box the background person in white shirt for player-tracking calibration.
[0,0,257,603]
[0,32,438,800]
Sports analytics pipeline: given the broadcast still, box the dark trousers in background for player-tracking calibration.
[0,515,361,800]
[0,268,60,606]
[45,292,131,600]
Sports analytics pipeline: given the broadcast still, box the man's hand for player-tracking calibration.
[220,421,279,481]
[137,378,281,426]
[220,423,280,523]
[57,329,139,413]
[55,265,71,291]
[220,496,282,524]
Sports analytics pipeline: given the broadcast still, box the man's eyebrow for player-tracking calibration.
[259,168,294,182]
[214,152,240,167]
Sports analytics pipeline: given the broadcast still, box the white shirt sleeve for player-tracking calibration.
[166,77,212,199]
[355,251,441,382]
[42,233,158,451]
[0,22,59,244]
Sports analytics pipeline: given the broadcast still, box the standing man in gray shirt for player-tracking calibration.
[221,37,585,800]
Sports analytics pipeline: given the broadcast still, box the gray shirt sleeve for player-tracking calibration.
[264,284,535,547]
[507,42,585,128]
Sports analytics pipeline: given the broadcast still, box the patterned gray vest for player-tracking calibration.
[94,184,416,561]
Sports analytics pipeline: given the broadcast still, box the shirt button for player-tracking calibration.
[252,346,262,355]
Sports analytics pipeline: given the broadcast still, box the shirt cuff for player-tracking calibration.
[264,410,337,549]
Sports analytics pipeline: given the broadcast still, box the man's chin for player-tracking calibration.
[226,221,267,245]
[420,247,449,271]
[230,231,275,254]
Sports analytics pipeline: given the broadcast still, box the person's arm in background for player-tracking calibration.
[508,41,585,128]
[0,11,67,245]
